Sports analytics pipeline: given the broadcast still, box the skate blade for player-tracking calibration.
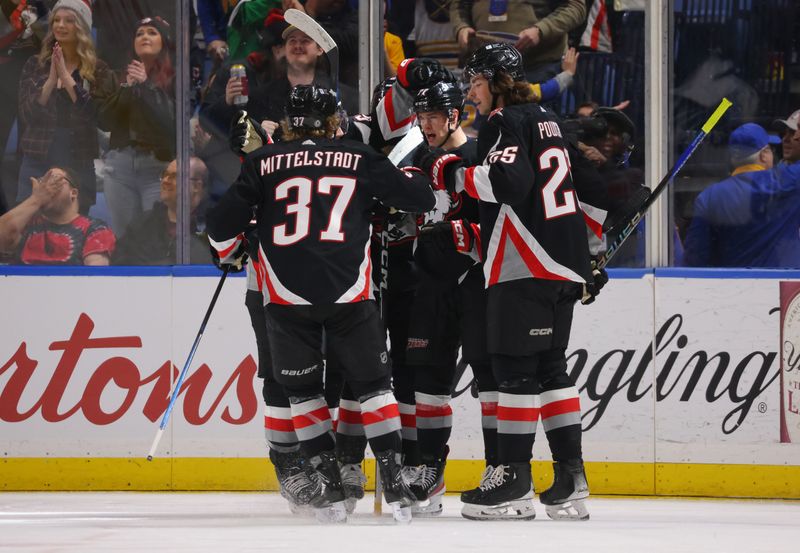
[314,501,348,524]
[344,497,358,515]
[288,502,314,517]
[544,499,589,521]
[410,493,444,517]
[388,502,412,524]
[461,499,536,521]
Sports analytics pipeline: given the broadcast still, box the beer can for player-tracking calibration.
[230,64,249,106]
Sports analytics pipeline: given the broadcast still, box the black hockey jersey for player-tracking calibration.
[451,103,593,287]
[207,137,436,305]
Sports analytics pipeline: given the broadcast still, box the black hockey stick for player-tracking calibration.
[284,8,339,98]
[147,267,230,460]
[595,97,732,270]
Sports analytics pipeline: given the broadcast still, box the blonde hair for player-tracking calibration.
[38,8,98,84]
[280,115,341,142]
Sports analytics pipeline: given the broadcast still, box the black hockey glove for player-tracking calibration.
[229,110,270,156]
[580,261,609,305]
[397,57,452,92]
[418,220,478,256]
[210,239,249,274]
[415,220,479,283]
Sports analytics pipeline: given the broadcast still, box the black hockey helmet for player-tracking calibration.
[463,43,525,84]
[414,80,465,117]
[593,107,636,141]
[285,85,339,130]
[371,76,397,114]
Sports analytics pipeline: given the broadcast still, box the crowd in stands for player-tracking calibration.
[0,0,797,269]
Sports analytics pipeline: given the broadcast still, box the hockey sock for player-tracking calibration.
[540,385,583,461]
[496,376,539,463]
[415,392,452,461]
[478,390,499,466]
[397,401,420,465]
[358,390,403,454]
[336,398,368,464]
[289,394,335,458]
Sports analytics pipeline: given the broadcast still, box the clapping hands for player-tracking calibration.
[126,60,148,85]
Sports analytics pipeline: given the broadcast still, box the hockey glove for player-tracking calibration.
[416,220,480,283]
[413,147,463,192]
[418,220,479,257]
[580,261,609,305]
[397,58,453,92]
[210,239,249,274]
[229,110,270,156]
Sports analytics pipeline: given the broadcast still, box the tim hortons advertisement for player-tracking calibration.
[781,282,800,443]
[0,273,797,465]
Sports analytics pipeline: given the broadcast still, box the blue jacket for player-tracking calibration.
[684,162,800,267]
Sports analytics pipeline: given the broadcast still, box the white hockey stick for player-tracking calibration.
[388,126,424,166]
[284,8,339,97]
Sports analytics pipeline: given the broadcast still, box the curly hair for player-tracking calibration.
[38,9,98,84]
[280,114,342,142]
[490,72,536,107]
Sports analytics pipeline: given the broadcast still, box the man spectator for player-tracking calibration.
[450,0,586,82]
[0,167,115,265]
[283,0,359,87]
[773,109,800,165]
[683,122,800,268]
[113,157,211,265]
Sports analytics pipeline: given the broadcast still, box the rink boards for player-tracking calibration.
[1,266,799,498]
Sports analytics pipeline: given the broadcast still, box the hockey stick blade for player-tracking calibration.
[284,9,339,95]
[388,127,424,167]
[596,97,732,269]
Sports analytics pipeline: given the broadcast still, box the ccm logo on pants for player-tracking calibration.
[529,328,553,336]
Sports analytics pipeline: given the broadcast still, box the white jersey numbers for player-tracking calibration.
[538,147,577,220]
[273,176,357,246]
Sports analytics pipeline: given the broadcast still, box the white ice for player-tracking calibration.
[1,493,798,553]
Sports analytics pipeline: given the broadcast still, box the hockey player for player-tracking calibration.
[209,85,436,523]
[417,43,604,521]
[398,80,499,517]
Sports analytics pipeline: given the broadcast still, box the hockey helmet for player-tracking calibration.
[414,80,465,117]
[592,107,636,141]
[285,85,339,130]
[463,43,525,84]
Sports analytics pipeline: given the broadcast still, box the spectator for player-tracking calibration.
[198,9,289,192]
[0,1,53,211]
[197,0,281,63]
[405,0,460,75]
[773,109,800,164]
[98,16,175,237]
[93,0,175,72]
[450,0,586,82]
[16,0,115,214]
[684,122,800,268]
[282,0,359,87]
[0,166,115,265]
[114,157,211,265]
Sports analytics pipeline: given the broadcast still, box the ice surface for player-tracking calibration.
[1,493,798,553]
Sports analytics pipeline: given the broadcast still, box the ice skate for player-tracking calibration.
[460,464,495,504]
[269,448,320,516]
[408,446,448,517]
[539,459,590,521]
[461,463,536,521]
[309,451,348,523]
[339,463,367,514]
[375,450,417,524]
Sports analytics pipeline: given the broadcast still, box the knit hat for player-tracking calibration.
[135,16,172,49]
[52,0,92,33]
[262,8,288,48]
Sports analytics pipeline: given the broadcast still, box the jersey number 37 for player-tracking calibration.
[273,176,356,245]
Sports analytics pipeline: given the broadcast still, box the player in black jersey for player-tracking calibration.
[418,43,601,521]
[208,85,436,523]
[397,80,499,517]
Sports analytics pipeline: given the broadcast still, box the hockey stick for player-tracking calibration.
[147,267,230,460]
[596,97,732,270]
[388,126,424,166]
[283,8,339,98]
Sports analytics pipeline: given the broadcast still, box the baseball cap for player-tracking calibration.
[773,109,800,132]
[728,123,780,159]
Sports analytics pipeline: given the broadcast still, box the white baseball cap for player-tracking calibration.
[773,109,800,131]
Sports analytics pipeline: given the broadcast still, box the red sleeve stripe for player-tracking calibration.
[396,58,413,88]
[463,165,497,202]
[580,201,607,239]
[209,234,243,258]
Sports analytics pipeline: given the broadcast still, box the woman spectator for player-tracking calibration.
[17,0,114,215]
[98,16,175,236]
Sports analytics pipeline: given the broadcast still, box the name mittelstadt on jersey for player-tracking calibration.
[260,150,363,175]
